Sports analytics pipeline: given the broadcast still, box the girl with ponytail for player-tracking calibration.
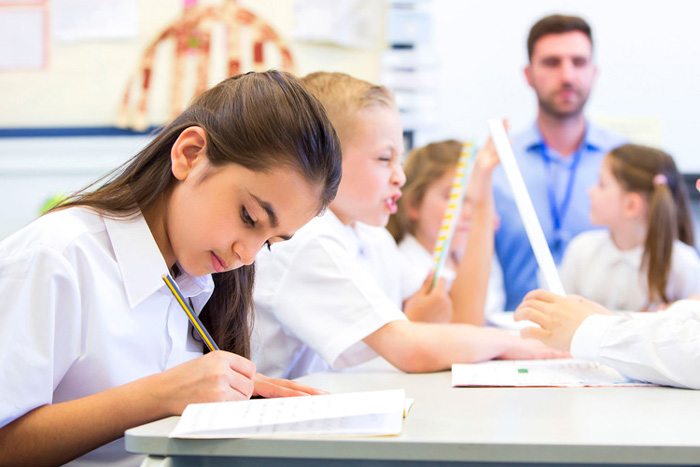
[559,143,700,310]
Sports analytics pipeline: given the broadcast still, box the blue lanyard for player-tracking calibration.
[540,141,584,248]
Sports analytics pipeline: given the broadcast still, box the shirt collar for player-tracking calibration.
[322,209,364,259]
[604,231,643,269]
[103,212,213,308]
[524,120,603,156]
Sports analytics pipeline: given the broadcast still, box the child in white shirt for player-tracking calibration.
[252,72,563,379]
[516,178,700,389]
[0,71,341,466]
[516,290,700,389]
[559,144,700,310]
[387,140,505,324]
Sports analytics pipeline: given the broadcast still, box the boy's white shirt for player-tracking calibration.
[397,234,506,315]
[251,209,424,379]
[0,207,213,466]
[559,229,700,311]
[572,299,700,389]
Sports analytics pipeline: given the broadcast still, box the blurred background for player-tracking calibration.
[1,0,699,240]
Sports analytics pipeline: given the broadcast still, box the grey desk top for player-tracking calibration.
[125,371,700,465]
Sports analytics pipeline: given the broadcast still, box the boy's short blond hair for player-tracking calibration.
[301,72,396,141]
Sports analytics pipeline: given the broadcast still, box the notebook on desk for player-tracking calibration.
[170,389,413,439]
[452,359,656,388]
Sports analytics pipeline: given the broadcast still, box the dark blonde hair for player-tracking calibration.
[52,71,342,357]
[301,72,395,143]
[607,144,694,305]
[387,140,463,243]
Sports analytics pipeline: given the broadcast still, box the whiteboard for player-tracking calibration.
[426,0,700,172]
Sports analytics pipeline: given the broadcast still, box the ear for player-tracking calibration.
[524,65,534,88]
[591,63,599,84]
[623,191,646,219]
[406,197,421,222]
[171,126,208,181]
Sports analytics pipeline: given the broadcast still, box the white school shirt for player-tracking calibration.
[251,210,424,379]
[0,207,213,467]
[397,234,506,316]
[571,299,700,389]
[559,230,700,310]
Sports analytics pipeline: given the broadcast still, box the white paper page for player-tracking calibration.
[452,359,656,388]
[488,120,565,296]
[171,389,406,439]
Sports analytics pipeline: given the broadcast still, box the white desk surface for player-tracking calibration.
[125,370,700,466]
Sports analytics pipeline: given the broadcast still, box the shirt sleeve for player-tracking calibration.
[0,246,82,427]
[570,301,700,389]
[260,235,407,371]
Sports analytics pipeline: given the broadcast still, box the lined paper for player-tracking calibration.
[171,389,408,438]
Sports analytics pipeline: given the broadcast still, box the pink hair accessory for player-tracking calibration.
[652,174,668,186]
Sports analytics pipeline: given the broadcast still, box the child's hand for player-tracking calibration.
[403,272,453,323]
[157,350,256,415]
[499,336,570,360]
[252,373,329,398]
[514,290,612,351]
[466,137,500,208]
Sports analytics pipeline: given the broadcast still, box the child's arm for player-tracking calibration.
[514,289,613,351]
[515,291,700,389]
[0,351,255,465]
[449,137,500,325]
[362,319,565,373]
[403,272,453,322]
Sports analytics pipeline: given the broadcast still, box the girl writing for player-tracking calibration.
[559,143,700,310]
[0,71,342,466]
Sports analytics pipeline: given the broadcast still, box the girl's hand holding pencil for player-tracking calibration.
[150,351,257,415]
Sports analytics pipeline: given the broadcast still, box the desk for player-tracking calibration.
[126,371,700,466]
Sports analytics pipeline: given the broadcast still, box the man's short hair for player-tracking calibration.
[527,15,592,60]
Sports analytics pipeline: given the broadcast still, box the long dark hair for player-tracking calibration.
[52,71,342,357]
[607,144,694,305]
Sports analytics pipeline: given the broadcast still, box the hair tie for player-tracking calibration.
[652,174,668,186]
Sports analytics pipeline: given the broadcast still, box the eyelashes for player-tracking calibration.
[241,206,272,251]
[241,206,255,226]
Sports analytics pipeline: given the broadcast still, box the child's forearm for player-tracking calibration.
[0,376,170,466]
[450,203,495,325]
[364,321,518,373]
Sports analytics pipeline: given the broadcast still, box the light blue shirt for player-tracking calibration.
[493,121,626,310]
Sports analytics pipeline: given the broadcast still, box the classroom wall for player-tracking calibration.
[0,0,385,128]
[0,0,387,239]
[2,0,700,240]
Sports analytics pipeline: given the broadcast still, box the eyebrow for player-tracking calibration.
[251,194,293,241]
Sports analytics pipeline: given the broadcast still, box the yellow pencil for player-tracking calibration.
[162,274,219,352]
[430,141,476,291]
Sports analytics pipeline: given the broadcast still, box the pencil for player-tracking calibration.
[162,274,220,351]
[430,141,477,291]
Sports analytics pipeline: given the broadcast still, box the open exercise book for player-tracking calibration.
[452,359,656,388]
[170,389,412,439]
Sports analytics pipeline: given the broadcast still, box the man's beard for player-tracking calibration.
[538,87,589,120]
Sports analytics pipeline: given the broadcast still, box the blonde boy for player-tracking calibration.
[251,72,559,379]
